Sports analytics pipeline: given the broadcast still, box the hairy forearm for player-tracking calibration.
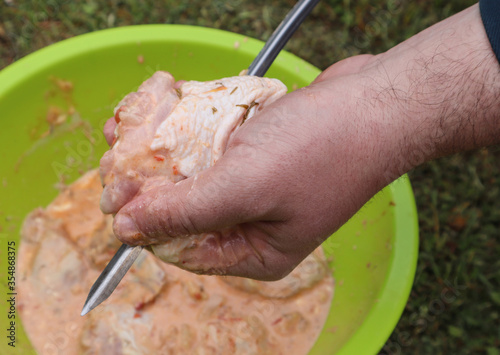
[360,4,500,181]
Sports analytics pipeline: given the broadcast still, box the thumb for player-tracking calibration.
[112,150,263,246]
[111,152,291,279]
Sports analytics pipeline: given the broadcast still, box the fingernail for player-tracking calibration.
[114,214,142,242]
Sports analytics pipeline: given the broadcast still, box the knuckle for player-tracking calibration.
[153,196,200,237]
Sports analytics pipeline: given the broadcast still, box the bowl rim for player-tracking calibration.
[0,25,419,355]
[334,177,419,355]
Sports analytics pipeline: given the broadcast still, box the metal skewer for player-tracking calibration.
[81,244,143,316]
[247,0,320,76]
[81,0,320,317]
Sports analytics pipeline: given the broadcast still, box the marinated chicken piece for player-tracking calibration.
[45,173,120,268]
[150,76,286,177]
[198,305,280,355]
[197,294,226,322]
[18,171,170,354]
[162,323,198,354]
[99,71,287,262]
[272,311,310,336]
[221,248,328,298]
[80,304,160,355]
[100,72,181,214]
[100,72,286,214]
[115,251,169,309]
[183,278,208,302]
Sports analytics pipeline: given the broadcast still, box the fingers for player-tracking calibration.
[174,80,186,89]
[103,117,116,146]
[149,225,299,280]
[111,154,301,280]
[112,149,268,245]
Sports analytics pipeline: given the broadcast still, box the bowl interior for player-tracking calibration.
[0,25,418,355]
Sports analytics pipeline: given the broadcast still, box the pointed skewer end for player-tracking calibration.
[80,302,92,316]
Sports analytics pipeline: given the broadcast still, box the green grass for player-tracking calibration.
[2,0,499,354]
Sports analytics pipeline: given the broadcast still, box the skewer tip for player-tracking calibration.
[80,303,92,316]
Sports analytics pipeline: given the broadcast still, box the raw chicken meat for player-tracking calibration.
[221,249,329,298]
[99,72,287,263]
[100,71,287,215]
[18,171,171,354]
[18,170,334,355]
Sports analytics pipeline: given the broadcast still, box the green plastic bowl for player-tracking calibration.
[0,25,418,355]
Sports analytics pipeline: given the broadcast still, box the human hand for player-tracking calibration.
[106,4,499,280]
[103,54,386,280]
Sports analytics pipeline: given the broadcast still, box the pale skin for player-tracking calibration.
[105,4,500,280]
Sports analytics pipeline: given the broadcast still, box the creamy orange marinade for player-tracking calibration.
[18,170,334,355]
